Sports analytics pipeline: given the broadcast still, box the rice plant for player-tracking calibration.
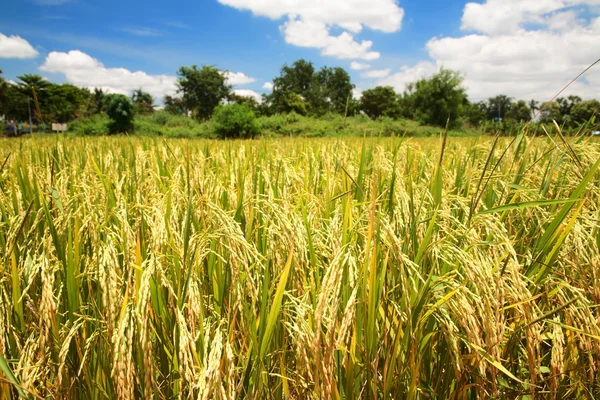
[0,132,599,399]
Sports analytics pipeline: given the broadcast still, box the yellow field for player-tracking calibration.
[0,135,599,399]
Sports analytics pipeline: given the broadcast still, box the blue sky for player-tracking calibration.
[1,0,599,102]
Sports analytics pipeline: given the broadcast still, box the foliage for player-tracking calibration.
[267,59,354,116]
[105,93,136,133]
[0,69,7,113]
[228,92,260,112]
[132,88,154,114]
[360,86,401,119]
[47,84,92,123]
[404,68,468,128]
[314,66,354,115]
[539,101,562,124]
[67,114,111,136]
[91,88,106,114]
[177,65,231,120]
[570,99,600,125]
[212,103,259,139]
[163,95,186,115]
[505,100,532,123]
[464,101,487,126]
[1,135,599,399]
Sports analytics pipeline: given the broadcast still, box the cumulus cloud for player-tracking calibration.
[232,89,263,103]
[223,71,256,85]
[218,0,404,60]
[40,50,178,99]
[352,88,363,100]
[377,0,600,101]
[0,33,39,59]
[377,61,437,92]
[361,68,391,78]
[351,61,371,70]
[461,0,596,36]
[263,82,274,91]
[282,17,380,60]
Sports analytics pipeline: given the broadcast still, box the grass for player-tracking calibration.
[0,131,599,399]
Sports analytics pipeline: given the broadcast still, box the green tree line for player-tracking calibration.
[2,61,599,134]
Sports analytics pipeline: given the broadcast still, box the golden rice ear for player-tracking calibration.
[0,132,599,399]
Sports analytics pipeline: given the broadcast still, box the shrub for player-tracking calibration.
[105,94,135,133]
[212,104,259,139]
[67,115,111,136]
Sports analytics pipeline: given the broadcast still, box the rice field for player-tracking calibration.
[0,134,599,399]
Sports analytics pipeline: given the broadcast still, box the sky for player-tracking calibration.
[1,0,599,104]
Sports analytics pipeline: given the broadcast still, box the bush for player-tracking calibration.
[105,94,135,133]
[67,115,111,136]
[212,104,259,139]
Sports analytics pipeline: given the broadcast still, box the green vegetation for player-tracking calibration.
[177,65,230,120]
[1,132,599,398]
[66,110,475,139]
[2,60,598,139]
[212,104,259,139]
[105,94,136,133]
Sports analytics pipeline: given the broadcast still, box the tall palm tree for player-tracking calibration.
[16,74,51,123]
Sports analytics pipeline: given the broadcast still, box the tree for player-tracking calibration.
[266,59,355,116]
[16,74,51,123]
[314,67,354,115]
[0,69,8,116]
[228,92,260,112]
[539,101,561,124]
[269,59,316,114]
[91,88,106,114]
[177,65,231,120]
[570,100,600,125]
[486,95,513,121]
[464,101,487,127]
[132,89,154,114]
[1,84,29,121]
[46,84,92,123]
[163,95,185,115]
[212,104,259,139]
[505,100,531,123]
[529,100,539,119]
[360,86,401,120]
[105,94,135,133]
[405,68,468,128]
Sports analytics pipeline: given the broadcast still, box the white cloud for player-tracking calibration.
[377,1,600,101]
[262,82,274,91]
[218,0,403,60]
[218,0,403,32]
[361,68,391,78]
[232,89,262,103]
[40,50,177,99]
[377,61,438,91]
[352,88,362,100]
[0,33,39,59]
[282,17,380,60]
[223,71,256,85]
[461,0,598,36]
[351,61,371,70]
